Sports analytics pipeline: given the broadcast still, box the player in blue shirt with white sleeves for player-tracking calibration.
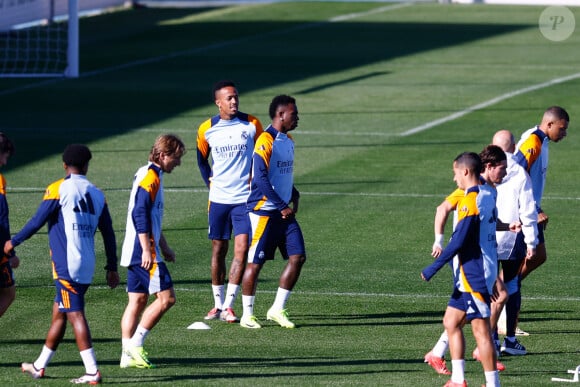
[240,95,306,330]
[4,144,119,385]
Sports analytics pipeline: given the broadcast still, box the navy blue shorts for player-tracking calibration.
[208,202,250,240]
[126,262,173,295]
[55,279,89,312]
[448,288,491,321]
[247,212,306,265]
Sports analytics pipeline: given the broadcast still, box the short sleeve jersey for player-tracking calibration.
[197,112,263,204]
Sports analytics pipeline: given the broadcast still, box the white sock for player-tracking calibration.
[432,331,449,358]
[242,295,255,317]
[451,359,465,383]
[121,338,132,357]
[79,348,98,375]
[222,283,240,310]
[497,305,507,331]
[130,325,150,347]
[34,345,56,370]
[485,370,500,386]
[212,285,224,309]
[271,287,291,311]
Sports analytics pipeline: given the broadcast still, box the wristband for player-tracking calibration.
[434,234,444,246]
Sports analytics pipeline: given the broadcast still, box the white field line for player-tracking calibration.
[75,286,580,302]
[400,72,580,137]
[3,1,580,138]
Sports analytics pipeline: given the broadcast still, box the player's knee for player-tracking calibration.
[290,254,306,267]
[160,295,176,311]
[442,315,457,332]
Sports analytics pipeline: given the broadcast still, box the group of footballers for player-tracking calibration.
[195,81,306,330]
[0,84,569,385]
[0,81,307,384]
[421,106,570,387]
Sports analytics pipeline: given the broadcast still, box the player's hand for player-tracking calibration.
[420,272,427,281]
[3,240,14,255]
[431,243,443,258]
[509,221,522,233]
[525,247,536,260]
[538,211,549,229]
[141,251,153,270]
[106,270,120,289]
[9,255,19,269]
[281,207,294,220]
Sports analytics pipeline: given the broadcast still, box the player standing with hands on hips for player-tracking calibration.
[240,95,306,329]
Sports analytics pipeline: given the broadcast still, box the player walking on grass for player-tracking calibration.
[492,130,538,356]
[196,80,263,323]
[514,106,568,279]
[425,146,509,376]
[0,133,18,320]
[120,134,185,369]
[239,95,306,329]
[504,106,569,337]
[422,152,500,387]
[4,144,120,384]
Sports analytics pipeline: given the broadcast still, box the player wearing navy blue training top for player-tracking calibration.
[421,152,500,387]
[120,134,185,369]
[240,95,305,330]
[5,144,119,384]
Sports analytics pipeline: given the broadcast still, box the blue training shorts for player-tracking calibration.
[55,279,89,312]
[448,288,491,321]
[247,212,306,265]
[126,262,173,295]
[208,202,250,240]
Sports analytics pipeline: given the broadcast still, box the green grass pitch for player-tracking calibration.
[0,1,579,386]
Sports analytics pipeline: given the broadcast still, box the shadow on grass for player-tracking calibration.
[0,6,531,171]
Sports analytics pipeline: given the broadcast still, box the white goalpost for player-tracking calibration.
[0,0,126,78]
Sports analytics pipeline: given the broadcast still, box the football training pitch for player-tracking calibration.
[0,1,579,386]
